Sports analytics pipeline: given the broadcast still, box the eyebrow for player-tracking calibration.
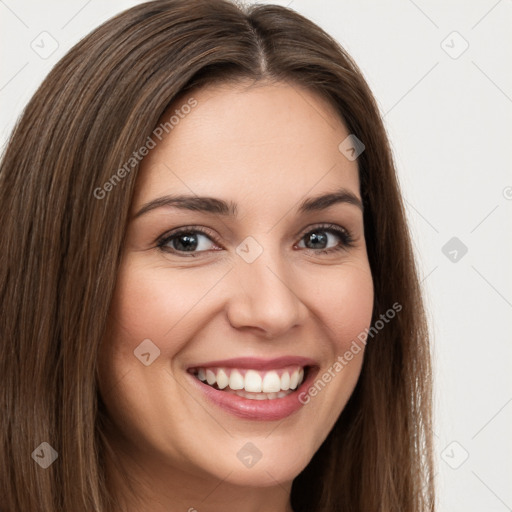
[133,187,363,219]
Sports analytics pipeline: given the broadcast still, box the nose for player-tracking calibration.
[225,245,307,339]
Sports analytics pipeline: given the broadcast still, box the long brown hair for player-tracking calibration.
[0,1,435,510]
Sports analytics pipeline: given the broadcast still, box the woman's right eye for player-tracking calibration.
[157,228,220,257]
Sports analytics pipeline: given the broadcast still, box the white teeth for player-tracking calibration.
[206,369,216,386]
[229,369,244,390]
[216,369,229,389]
[262,371,281,393]
[244,370,262,392]
[280,371,290,390]
[193,365,308,395]
[289,369,299,390]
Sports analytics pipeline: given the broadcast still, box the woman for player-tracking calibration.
[0,0,435,510]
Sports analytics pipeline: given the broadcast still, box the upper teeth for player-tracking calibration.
[195,366,305,393]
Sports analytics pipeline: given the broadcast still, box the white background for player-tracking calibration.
[1,1,511,510]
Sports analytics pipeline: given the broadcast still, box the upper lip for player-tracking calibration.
[187,356,318,371]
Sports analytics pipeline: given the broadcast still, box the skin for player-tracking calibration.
[97,80,374,512]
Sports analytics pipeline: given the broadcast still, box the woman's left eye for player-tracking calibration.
[157,224,354,257]
[296,225,354,254]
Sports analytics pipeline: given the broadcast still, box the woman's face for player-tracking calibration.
[98,81,374,492]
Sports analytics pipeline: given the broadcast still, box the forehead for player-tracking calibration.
[132,81,360,214]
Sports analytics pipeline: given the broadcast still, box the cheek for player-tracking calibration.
[306,261,374,350]
[96,259,219,458]
[97,258,233,418]
[105,259,229,356]
[296,262,373,437]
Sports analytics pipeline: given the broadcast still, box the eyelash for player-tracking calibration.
[156,223,355,258]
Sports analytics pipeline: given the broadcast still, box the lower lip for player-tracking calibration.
[187,367,319,421]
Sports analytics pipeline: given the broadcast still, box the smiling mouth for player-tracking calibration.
[188,365,310,400]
